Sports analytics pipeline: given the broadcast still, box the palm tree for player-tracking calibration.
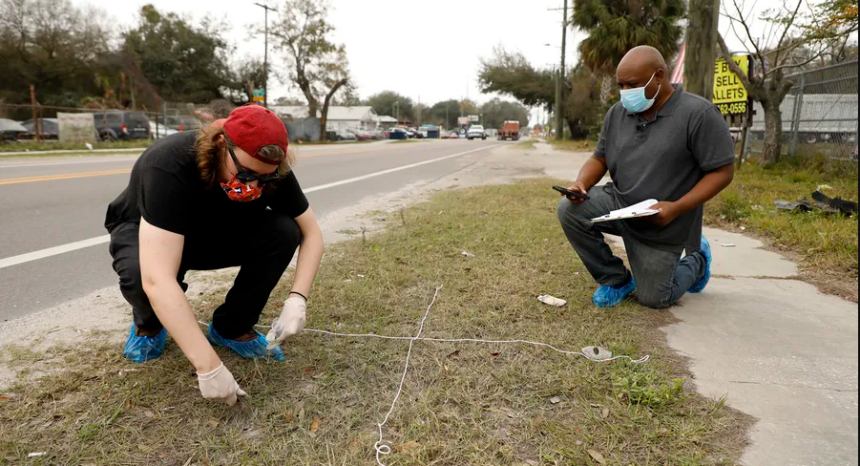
[572,0,686,102]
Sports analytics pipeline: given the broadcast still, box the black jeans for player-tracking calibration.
[109,210,302,340]
[557,185,706,309]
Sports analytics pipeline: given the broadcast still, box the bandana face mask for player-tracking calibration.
[220,175,264,202]
[220,147,279,202]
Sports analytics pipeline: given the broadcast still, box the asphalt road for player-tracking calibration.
[0,139,501,322]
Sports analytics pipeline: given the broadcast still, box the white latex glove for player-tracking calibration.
[197,363,247,406]
[266,297,307,347]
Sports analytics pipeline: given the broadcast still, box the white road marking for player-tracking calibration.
[303,145,498,193]
[0,235,111,270]
[0,144,499,270]
[0,158,139,170]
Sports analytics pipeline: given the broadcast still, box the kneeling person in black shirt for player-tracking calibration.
[105,105,323,405]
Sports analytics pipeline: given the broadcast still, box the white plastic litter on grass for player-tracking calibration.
[537,294,567,307]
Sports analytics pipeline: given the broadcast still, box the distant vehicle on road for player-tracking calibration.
[93,111,150,141]
[20,118,60,139]
[467,125,487,140]
[497,121,521,141]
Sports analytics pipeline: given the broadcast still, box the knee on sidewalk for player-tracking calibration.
[636,286,676,310]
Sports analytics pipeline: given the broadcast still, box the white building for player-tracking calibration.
[270,106,379,132]
[377,115,398,127]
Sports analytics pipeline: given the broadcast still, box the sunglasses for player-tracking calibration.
[227,147,282,184]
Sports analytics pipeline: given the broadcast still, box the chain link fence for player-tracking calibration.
[750,60,858,161]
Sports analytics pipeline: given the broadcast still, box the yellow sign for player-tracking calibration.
[713,55,750,115]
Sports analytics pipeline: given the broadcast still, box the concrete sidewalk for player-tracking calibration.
[666,228,859,466]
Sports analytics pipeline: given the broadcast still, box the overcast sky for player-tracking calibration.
[78,0,772,122]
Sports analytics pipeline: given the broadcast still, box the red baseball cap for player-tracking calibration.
[218,105,288,166]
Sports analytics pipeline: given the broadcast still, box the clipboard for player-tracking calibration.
[591,199,660,223]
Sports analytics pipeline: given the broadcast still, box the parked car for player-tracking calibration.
[20,118,60,139]
[165,115,201,131]
[336,130,357,141]
[0,119,28,141]
[93,111,150,141]
[348,129,373,141]
[448,131,460,139]
[467,125,487,140]
[150,121,179,139]
[388,127,409,139]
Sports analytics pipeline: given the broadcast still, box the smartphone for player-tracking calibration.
[553,185,590,200]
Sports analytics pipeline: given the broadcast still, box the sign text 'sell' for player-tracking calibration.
[713,55,751,116]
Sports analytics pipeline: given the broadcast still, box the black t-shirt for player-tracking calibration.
[105,131,309,235]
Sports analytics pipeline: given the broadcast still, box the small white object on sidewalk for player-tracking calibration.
[722,243,737,248]
[538,294,567,307]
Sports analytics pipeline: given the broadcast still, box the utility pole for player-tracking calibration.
[29,84,40,144]
[548,0,568,141]
[254,2,275,108]
[684,0,720,99]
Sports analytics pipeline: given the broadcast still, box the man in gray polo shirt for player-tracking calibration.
[557,46,735,309]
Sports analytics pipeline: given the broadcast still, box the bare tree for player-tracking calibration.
[270,0,350,141]
[718,0,858,164]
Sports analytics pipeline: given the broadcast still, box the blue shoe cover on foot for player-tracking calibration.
[123,323,166,363]
[593,277,637,308]
[689,236,712,293]
[207,324,285,361]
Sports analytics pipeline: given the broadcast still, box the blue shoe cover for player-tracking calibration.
[123,323,166,363]
[593,277,637,308]
[689,236,712,293]
[207,324,285,361]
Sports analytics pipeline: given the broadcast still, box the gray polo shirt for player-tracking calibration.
[595,84,735,253]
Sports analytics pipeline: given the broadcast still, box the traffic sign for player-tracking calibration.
[469,115,480,123]
[713,55,750,116]
[253,89,266,102]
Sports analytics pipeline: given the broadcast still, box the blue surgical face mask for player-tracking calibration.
[620,71,661,114]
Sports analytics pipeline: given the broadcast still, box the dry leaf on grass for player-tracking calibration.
[284,412,294,423]
[395,441,421,452]
[206,420,219,428]
[588,450,606,464]
[550,396,562,404]
[311,416,321,434]
[0,396,10,402]
[601,407,610,419]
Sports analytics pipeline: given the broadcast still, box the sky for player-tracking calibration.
[77,0,771,123]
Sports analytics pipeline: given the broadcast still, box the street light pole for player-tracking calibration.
[556,0,568,141]
[254,2,274,108]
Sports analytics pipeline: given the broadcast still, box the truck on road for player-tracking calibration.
[497,121,521,141]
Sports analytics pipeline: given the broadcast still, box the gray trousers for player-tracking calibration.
[557,185,705,309]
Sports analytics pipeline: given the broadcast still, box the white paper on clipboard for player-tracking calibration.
[591,199,660,223]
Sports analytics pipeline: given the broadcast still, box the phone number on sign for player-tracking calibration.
[718,102,747,115]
